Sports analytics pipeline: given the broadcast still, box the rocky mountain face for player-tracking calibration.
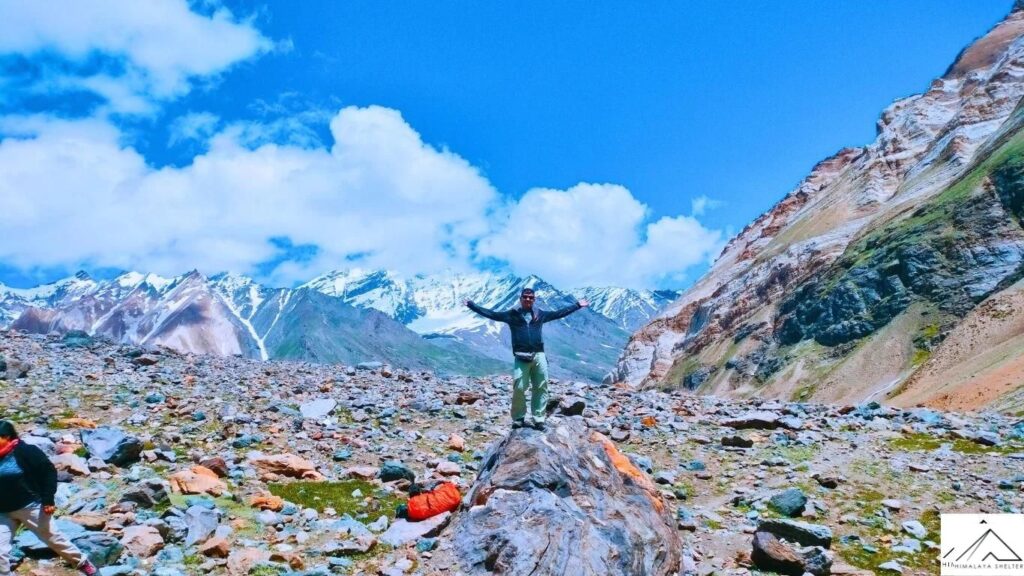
[617,4,1024,413]
[1,330,1022,575]
[1,269,670,381]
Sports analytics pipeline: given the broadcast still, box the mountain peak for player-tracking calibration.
[943,3,1024,78]
[73,270,92,281]
[617,8,1024,410]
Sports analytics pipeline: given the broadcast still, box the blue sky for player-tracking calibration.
[0,0,1014,290]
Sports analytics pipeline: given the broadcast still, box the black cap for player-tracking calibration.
[520,287,535,296]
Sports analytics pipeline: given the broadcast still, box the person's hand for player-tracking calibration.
[42,505,56,515]
[578,299,590,308]
[464,299,472,307]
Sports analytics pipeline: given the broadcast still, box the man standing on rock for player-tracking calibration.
[465,288,588,430]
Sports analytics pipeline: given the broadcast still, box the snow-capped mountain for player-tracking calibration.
[300,269,647,380]
[1,268,676,381]
[302,269,676,336]
[570,287,681,332]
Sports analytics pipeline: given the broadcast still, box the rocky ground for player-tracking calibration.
[1,329,1022,576]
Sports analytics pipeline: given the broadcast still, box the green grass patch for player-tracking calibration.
[268,480,405,520]
[790,381,818,401]
[249,566,286,576]
[163,493,258,535]
[703,517,722,530]
[663,357,702,390]
[888,432,1024,455]
[763,443,821,464]
[837,507,943,573]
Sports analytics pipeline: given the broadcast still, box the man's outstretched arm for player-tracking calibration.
[465,300,511,322]
[543,299,589,322]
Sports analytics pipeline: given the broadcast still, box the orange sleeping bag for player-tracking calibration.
[407,481,461,521]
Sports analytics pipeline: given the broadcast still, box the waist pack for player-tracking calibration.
[514,351,536,362]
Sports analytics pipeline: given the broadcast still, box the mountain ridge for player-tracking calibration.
[616,4,1024,414]
[1,268,673,381]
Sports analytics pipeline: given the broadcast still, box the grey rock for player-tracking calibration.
[72,532,125,567]
[722,434,753,448]
[3,357,32,379]
[878,560,903,573]
[769,488,808,518]
[881,499,902,511]
[379,460,416,483]
[654,470,677,485]
[452,418,681,575]
[121,479,169,509]
[751,531,831,576]
[756,518,832,548]
[131,354,159,366]
[81,427,143,466]
[812,473,840,489]
[380,513,451,547]
[323,536,376,556]
[628,454,654,474]
[891,538,921,554]
[558,396,586,416]
[902,520,927,539]
[721,411,782,430]
[610,428,631,442]
[301,398,338,419]
[183,505,220,546]
[366,516,389,533]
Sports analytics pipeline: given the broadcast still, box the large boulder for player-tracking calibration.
[81,427,142,466]
[453,417,681,575]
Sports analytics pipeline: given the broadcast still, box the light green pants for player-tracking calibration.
[512,352,549,422]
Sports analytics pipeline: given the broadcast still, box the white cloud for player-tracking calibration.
[0,0,273,113]
[0,106,497,285]
[0,107,724,289]
[477,183,725,289]
[690,194,724,216]
[168,112,220,146]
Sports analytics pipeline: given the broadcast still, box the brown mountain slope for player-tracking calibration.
[616,5,1024,413]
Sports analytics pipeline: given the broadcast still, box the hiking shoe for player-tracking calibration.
[78,560,98,576]
[532,420,546,431]
[511,419,526,429]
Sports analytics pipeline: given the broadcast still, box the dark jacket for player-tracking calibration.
[0,442,58,513]
[467,301,582,354]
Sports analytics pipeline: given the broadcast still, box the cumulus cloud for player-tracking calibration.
[690,194,724,216]
[0,0,273,113]
[477,183,725,289]
[168,112,220,146]
[0,107,725,289]
[0,106,497,285]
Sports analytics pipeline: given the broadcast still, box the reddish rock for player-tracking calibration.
[250,453,324,481]
[120,525,164,558]
[200,536,231,558]
[168,465,227,496]
[200,456,229,477]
